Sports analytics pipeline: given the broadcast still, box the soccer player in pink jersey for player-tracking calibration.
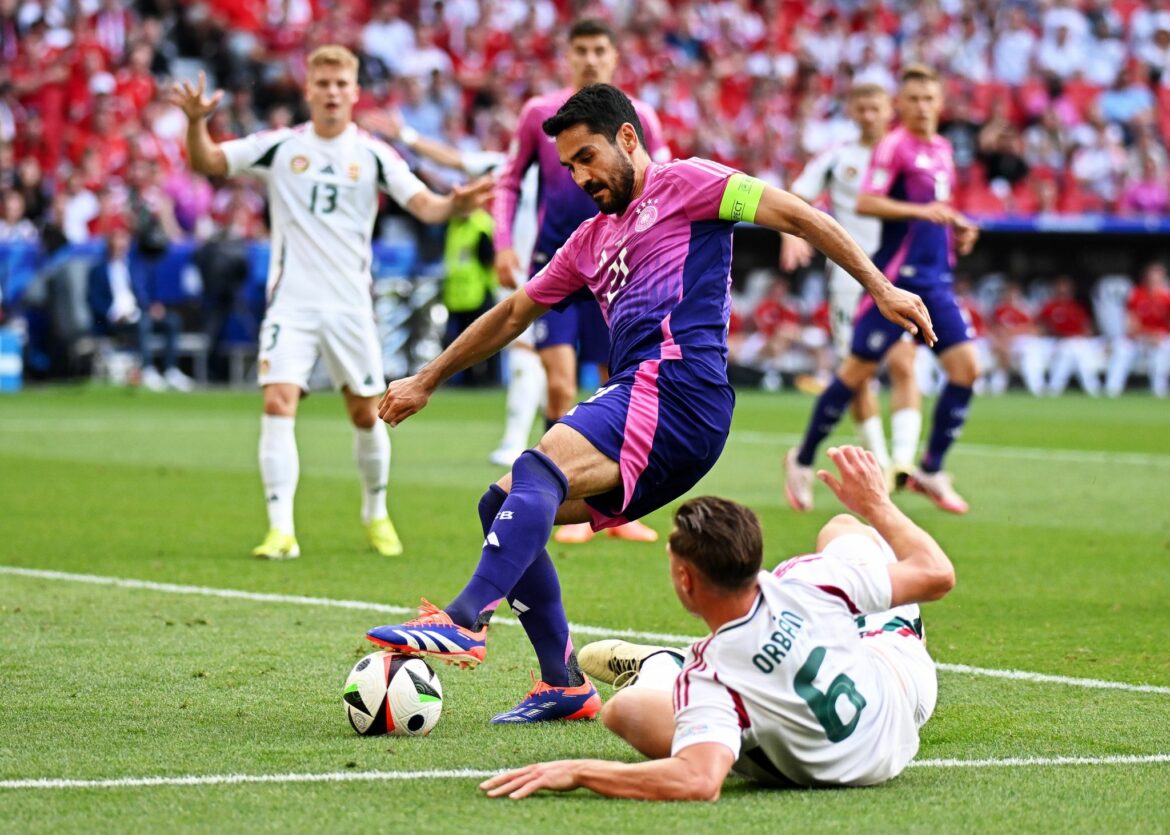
[491,19,670,546]
[786,65,981,516]
[366,84,933,725]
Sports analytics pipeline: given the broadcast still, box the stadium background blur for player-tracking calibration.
[0,0,1168,395]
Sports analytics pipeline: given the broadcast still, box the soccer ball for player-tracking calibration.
[343,651,443,736]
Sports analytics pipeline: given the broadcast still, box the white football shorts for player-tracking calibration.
[257,308,384,397]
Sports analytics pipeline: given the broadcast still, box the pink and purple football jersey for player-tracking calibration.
[523,158,744,377]
[861,126,957,281]
[492,87,669,260]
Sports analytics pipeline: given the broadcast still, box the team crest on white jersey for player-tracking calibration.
[635,198,659,232]
[348,162,361,181]
[291,155,309,174]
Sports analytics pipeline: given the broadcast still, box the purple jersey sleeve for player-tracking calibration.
[860,130,906,198]
[491,99,543,251]
[523,223,589,307]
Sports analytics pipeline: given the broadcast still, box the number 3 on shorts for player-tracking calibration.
[794,646,867,742]
[264,323,281,352]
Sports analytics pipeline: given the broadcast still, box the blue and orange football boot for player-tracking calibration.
[490,672,601,724]
[366,599,488,669]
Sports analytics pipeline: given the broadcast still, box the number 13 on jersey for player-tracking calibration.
[309,183,339,215]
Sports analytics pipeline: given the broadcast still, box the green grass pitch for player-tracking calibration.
[1,386,1168,833]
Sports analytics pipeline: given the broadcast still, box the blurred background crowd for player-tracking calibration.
[0,0,1167,394]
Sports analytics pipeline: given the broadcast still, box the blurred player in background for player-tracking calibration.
[783,84,921,487]
[492,18,672,545]
[365,84,933,726]
[1105,261,1170,398]
[173,45,489,560]
[786,65,980,516]
[480,446,954,800]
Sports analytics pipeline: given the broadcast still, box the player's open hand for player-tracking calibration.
[356,108,403,140]
[451,176,494,216]
[480,760,587,799]
[816,445,891,518]
[873,284,936,346]
[495,248,521,289]
[378,375,433,427]
[169,71,224,122]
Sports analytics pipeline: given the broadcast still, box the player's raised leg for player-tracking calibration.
[367,422,614,718]
[908,340,978,514]
[254,380,302,559]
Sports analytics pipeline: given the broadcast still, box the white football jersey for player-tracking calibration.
[671,550,925,787]
[790,140,880,256]
[222,123,427,313]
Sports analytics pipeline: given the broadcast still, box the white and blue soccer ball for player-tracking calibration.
[343,651,443,736]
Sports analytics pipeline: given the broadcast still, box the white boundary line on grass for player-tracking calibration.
[4,566,1170,697]
[731,431,1170,467]
[4,755,1169,790]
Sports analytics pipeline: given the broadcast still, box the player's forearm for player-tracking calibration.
[865,501,954,601]
[416,295,539,390]
[185,119,228,176]
[855,193,927,221]
[405,191,457,224]
[790,208,889,297]
[573,758,722,802]
[407,134,467,172]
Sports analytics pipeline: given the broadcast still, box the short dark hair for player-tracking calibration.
[668,497,763,593]
[568,18,616,44]
[541,83,646,147]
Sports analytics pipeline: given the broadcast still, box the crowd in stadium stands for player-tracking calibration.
[0,0,1168,392]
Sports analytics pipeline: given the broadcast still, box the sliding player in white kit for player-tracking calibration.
[782,84,921,488]
[173,46,490,559]
[481,445,954,800]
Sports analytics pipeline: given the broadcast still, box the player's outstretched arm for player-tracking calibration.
[479,743,734,802]
[404,176,493,224]
[170,72,228,177]
[816,445,955,606]
[754,186,937,346]
[378,291,545,427]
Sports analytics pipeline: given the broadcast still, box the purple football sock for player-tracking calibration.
[797,377,856,466]
[921,383,973,474]
[507,552,581,687]
[445,451,566,629]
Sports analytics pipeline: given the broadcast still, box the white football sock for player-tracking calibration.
[353,422,390,523]
[498,346,545,452]
[631,651,684,692]
[855,414,891,471]
[891,408,922,470]
[259,414,298,535]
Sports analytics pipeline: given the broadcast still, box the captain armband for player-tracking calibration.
[718,173,766,223]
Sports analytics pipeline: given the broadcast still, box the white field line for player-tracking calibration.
[4,755,1170,791]
[731,430,1170,467]
[4,566,1170,696]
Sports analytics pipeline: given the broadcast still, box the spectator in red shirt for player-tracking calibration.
[1038,276,1102,395]
[990,283,1048,395]
[1105,262,1170,396]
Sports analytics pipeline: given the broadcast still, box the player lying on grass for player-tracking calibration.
[480,445,955,799]
[366,84,935,725]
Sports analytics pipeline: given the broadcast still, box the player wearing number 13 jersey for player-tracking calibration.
[365,85,932,726]
[174,45,489,560]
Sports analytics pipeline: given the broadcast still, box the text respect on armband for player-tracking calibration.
[751,610,805,674]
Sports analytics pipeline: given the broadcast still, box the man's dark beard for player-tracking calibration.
[587,151,636,215]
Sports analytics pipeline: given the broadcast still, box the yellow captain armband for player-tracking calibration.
[718,173,766,223]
